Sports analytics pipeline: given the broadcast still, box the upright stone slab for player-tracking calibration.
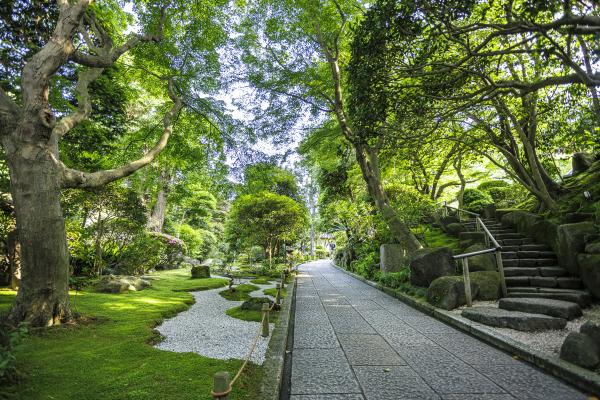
[557,222,597,276]
[409,247,455,287]
[380,244,406,273]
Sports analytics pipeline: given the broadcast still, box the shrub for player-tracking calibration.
[379,269,410,289]
[477,180,509,192]
[462,188,494,214]
[0,321,27,384]
[352,252,380,280]
[315,245,328,259]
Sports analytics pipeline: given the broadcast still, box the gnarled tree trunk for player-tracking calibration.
[147,170,171,232]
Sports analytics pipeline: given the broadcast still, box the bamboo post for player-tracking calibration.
[212,371,231,399]
[495,250,508,297]
[462,258,472,307]
[275,283,282,305]
[261,303,270,337]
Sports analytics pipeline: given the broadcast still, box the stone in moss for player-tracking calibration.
[241,297,273,311]
[445,223,467,236]
[462,244,495,272]
[191,265,210,279]
[471,271,501,300]
[427,275,479,310]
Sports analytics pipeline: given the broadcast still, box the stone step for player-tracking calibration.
[504,267,539,277]
[539,267,567,277]
[500,238,534,246]
[499,297,582,320]
[501,245,521,252]
[501,251,518,259]
[507,292,591,307]
[462,307,567,331]
[507,286,589,295]
[557,277,583,289]
[516,250,556,259]
[502,259,559,268]
[520,244,551,251]
[506,276,531,286]
[496,233,526,239]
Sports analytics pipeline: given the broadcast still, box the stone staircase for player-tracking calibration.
[459,217,592,331]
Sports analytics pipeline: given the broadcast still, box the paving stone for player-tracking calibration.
[498,297,582,320]
[432,333,516,365]
[290,395,365,400]
[293,323,340,349]
[462,307,566,331]
[415,360,506,394]
[353,366,440,400]
[474,362,587,400]
[328,312,376,334]
[291,348,361,395]
[337,334,405,366]
[441,395,516,400]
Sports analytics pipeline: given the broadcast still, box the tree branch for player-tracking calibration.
[61,79,183,189]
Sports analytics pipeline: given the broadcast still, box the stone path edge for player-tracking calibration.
[260,277,297,400]
[330,262,600,396]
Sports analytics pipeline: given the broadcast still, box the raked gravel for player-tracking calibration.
[154,278,278,364]
[452,300,600,356]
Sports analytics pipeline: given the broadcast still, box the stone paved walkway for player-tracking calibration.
[290,260,587,400]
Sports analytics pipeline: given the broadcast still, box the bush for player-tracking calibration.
[477,180,509,192]
[462,188,494,214]
[0,321,27,384]
[385,184,436,228]
[315,245,328,259]
[173,223,216,259]
[379,269,410,289]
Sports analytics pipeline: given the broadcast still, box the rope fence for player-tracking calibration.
[211,272,287,399]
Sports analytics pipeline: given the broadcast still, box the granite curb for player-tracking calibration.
[331,262,600,396]
[260,276,297,400]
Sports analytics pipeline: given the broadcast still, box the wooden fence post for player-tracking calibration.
[462,258,472,307]
[275,283,282,305]
[261,303,270,337]
[212,371,230,399]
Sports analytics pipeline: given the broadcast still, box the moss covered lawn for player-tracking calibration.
[0,268,262,400]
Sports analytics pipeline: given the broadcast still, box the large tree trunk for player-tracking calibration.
[7,229,21,290]
[7,144,71,326]
[147,170,170,232]
[355,143,422,254]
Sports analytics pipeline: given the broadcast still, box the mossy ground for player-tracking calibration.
[218,284,260,301]
[225,305,280,323]
[263,287,287,298]
[420,227,461,252]
[0,268,262,400]
[250,277,272,285]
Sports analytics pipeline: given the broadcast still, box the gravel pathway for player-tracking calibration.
[154,278,278,364]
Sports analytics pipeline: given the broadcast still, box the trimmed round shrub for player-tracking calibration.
[462,189,494,214]
[477,180,509,192]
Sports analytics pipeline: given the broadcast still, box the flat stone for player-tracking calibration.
[353,366,439,400]
[498,297,582,320]
[462,307,567,331]
[337,334,405,366]
[291,348,361,395]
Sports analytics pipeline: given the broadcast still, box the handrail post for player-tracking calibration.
[212,371,231,399]
[261,303,270,337]
[495,250,508,297]
[275,283,282,305]
[462,258,472,307]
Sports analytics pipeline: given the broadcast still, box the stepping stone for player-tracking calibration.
[529,276,557,288]
[499,297,582,320]
[507,291,590,307]
[557,277,582,289]
[520,244,551,251]
[504,267,539,277]
[539,267,567,277]
[505,276,530,286]
[462,307,567,331]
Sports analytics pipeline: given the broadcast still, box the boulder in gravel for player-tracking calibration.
[94,275,151,293]
[409,247,456,287]
[572,152,595,174]
[380,244,406,273]
[560,332,600,369]
[557,221,597,276]
[462,244,496,272]
[470,271,501,300]
[427,275,479,310]
[462,307,566,331]
[580,321,600,346]
[191,265,211,279]
[578,253,600,299]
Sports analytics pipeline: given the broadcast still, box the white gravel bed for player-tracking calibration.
[451,300,600,357]
[154,279,278,364]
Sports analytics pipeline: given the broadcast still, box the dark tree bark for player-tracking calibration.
[0,1,181,326]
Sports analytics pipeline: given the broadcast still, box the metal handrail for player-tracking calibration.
[440,203,508,306]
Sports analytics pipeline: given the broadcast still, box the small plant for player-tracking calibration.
[379,269,410,289]
[0,320,28,384]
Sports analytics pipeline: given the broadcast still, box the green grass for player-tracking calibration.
[250,277,272,285]
[263,287,287,298]
[0,268,262,400]
[225,306,280,323]
[219,284,260,301]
